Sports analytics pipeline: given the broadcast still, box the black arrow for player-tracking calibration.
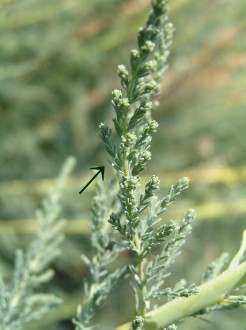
[79,166,105,194]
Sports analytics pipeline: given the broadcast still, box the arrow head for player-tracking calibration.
[90,166,105,181]
[79,166,105,195]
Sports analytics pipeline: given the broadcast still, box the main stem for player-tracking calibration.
[121,68,149,322]
[121,150,147,320]
[138,255,147,317]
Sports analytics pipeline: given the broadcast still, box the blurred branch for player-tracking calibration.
[24,292,80,330]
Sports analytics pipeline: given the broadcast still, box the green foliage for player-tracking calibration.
[76,1,246,330]
[74,1,199,328]
[1,0,246,182]
[0,1,246,330]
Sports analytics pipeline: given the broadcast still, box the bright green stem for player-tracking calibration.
[116,230,246,330]
[117,260,246,330]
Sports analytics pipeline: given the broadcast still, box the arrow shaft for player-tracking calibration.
[79,171,101,194]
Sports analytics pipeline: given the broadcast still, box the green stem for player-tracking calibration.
[139,259,147,317]
[134,234,147,321]
[116,259,246,330]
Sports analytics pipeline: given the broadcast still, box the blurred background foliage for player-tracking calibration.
[0,0,246,329]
